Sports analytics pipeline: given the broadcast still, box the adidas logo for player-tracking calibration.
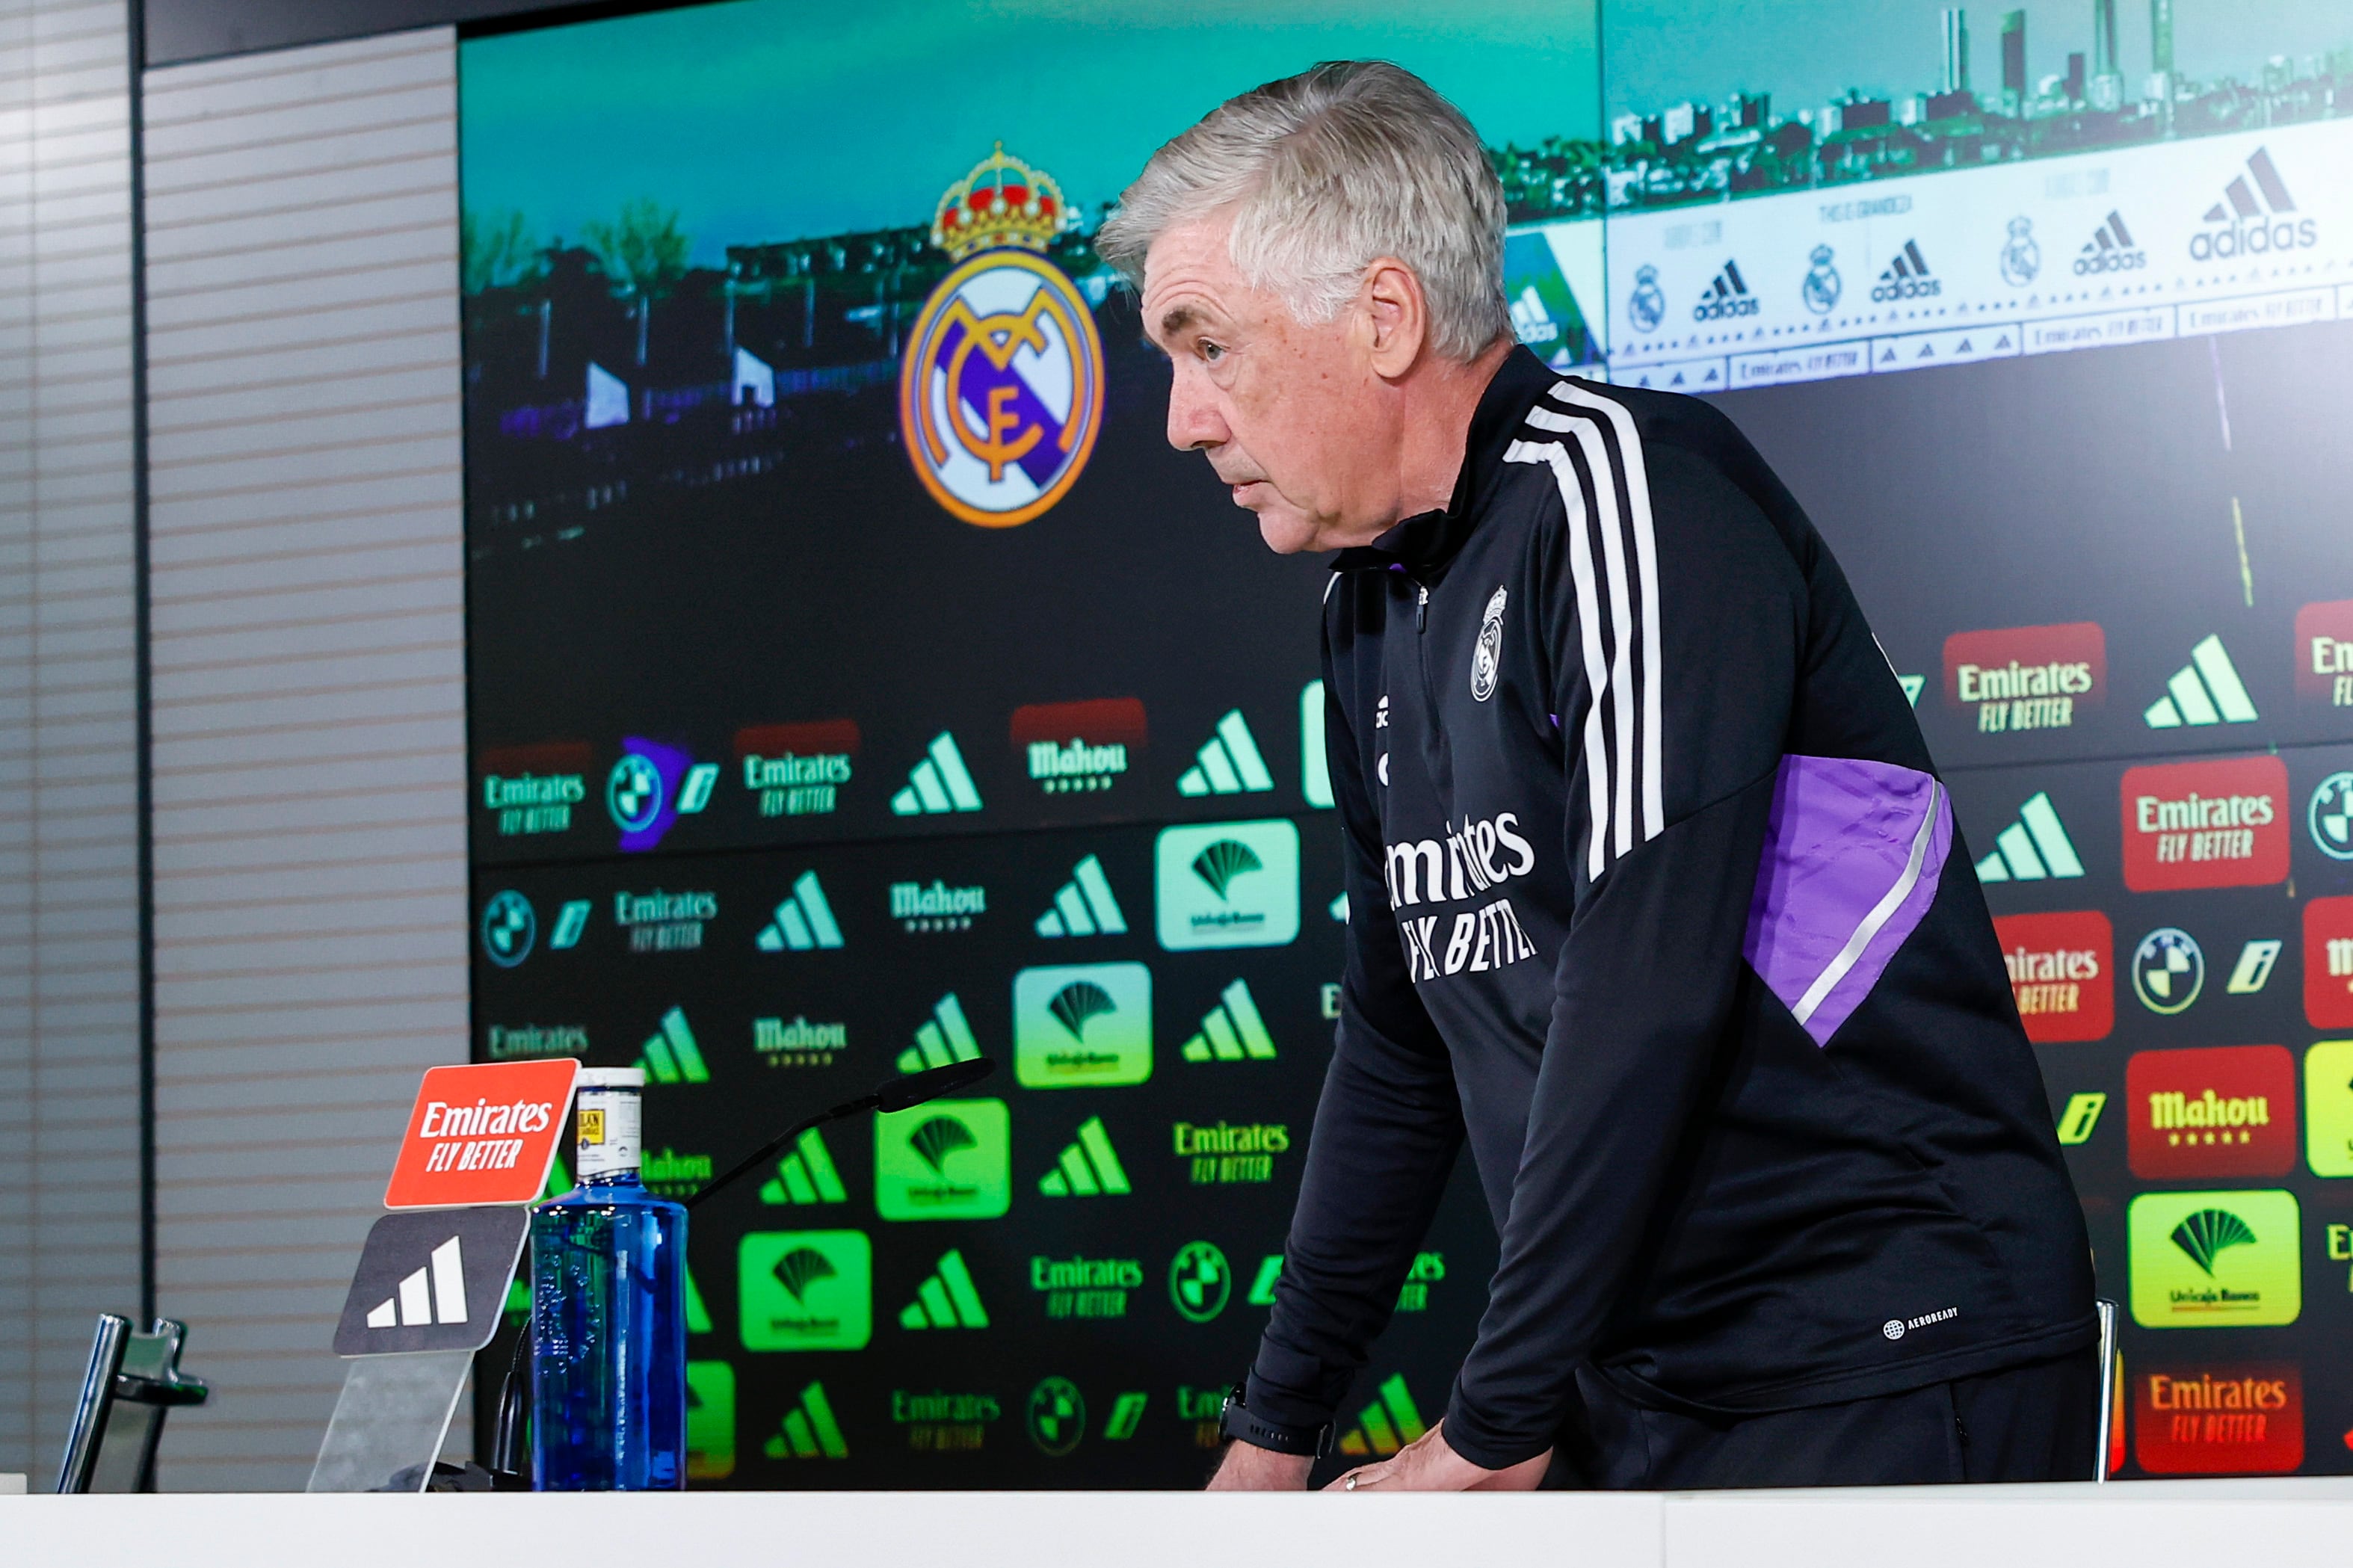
[363,1235,468,1330]
[1335,1373,1426,1457]
[1975,791,2086,883]
[1038,1116,1130,1197]
[1330,891,1348,922]
[1180,978,1275,1063]
[762,1381,848,1460]
[1176,709,1274,797]
[1035,854,1126,937]
[636,1006,709,1083]
[897,993,981,1074]
[1871,239,1939,302]
[684,1264,712,1333]
[758,1127,846,1205]
[2144,635,2258,729]
[889,731,982,815]
[898,1248,989,1330]
[2191,146,2313,260]
[1246,1254,1283,1306]
[1693,258,1757,321]
[2075,209,2145,275]
[756,871,842,951]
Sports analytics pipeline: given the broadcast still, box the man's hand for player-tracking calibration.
[1324,1420,1549,1493]
[1206,1440,1316,1490]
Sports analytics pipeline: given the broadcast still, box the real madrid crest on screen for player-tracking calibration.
[898,145,1105,529]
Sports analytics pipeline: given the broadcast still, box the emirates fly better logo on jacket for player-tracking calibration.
[1383,812,1543,982]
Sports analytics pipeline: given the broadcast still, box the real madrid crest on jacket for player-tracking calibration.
[898,146,1105,528]
[1250,346,2094,1469]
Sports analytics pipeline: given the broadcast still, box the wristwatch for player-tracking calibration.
[1217,1385,1333,1457]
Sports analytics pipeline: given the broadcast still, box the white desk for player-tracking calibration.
[10,1478,2352,1568]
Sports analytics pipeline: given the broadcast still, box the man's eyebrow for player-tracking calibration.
[1157,303,1203,338]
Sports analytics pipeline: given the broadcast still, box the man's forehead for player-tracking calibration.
[1139,217,1241,340]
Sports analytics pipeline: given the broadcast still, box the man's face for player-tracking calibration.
[1139,214,1397,553]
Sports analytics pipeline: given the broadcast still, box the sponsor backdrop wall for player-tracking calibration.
[456,0,2353,1485]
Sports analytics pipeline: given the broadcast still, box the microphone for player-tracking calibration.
[873,1055,996,1114]
[684,1056,997,1210]
[490,1058,999,1484]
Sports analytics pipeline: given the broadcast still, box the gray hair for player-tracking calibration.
[1096,61,1511,362]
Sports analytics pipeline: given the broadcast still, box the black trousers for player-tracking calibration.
[1547,1351,2099,1490]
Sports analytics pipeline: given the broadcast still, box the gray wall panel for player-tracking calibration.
[0,0,139,1489]
[143,25,466,1491]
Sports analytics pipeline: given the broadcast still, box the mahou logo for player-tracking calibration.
[2120,756,2289,892]
[2135,1364,2303,1475]
[1012,698,1147,796]
[1943,623,2104,735]
[2305,895,2353,1031]
[2125,1045,2295,1180]
[1993,910,2113,1042]
[2295,599,2353,709]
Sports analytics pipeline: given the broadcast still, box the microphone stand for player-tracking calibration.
[487,1058,998,1487]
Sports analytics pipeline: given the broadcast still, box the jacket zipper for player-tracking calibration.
[1412,579,1443,748]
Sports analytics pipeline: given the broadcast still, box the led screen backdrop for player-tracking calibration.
[458,0,2353,1485]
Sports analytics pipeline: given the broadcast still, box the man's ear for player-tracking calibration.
[1361,259,1428,380]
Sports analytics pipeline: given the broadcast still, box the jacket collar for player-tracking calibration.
[1330,343,1557,575]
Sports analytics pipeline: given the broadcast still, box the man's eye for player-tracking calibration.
[1200,341,1225,363]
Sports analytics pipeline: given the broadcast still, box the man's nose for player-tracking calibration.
[1165,367,1227,454]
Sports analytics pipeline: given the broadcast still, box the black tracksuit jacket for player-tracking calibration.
[1248,346,2094,1469]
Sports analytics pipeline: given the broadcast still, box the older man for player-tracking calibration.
[1096,62,2097,1493]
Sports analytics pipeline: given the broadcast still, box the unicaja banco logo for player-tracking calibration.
[737,1230,872,1352]
[874,1099,1009,1221]
[1014,962,1151,1089]
[2127,1188,2300,1329]
[1155,820,1300,951]
[899,146,1103,529]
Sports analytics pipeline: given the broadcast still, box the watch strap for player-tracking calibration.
[1218,1385,1333,1457]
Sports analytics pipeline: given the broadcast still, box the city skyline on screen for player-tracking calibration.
[1603,0,2353,120]
[459,0,1602,262]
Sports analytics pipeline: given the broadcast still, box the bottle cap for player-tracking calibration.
[576,1067,647,1090]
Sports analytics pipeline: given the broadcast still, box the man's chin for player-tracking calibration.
[1253,508,1324,555]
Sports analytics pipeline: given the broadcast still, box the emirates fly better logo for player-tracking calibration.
[2119,756,2289,892]
[1943,623,2104,735]
[2295,599,2353,709]
[1993,911,2112,1042]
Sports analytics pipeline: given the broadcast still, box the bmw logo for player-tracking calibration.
[2311,771,2353,861]
[607,752,664,834]
[1168,1240,1232,1324]
[481,889,537,968]
[1026,1377,1086,1457]
[2131,927,2204,1015]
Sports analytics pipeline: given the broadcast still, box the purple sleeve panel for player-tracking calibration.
[1742,754,1952,1048]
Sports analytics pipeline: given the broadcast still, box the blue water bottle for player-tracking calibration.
[531,1065,687,1490]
